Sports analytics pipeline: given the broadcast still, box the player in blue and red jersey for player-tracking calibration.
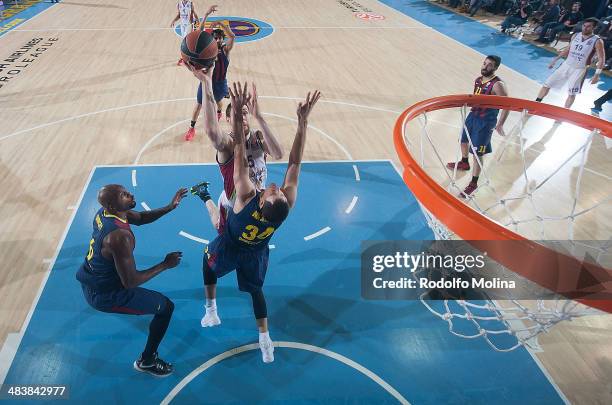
[201,83,321,363]
[76,185,187,377]
[447,55,509,197]
[184,18,236,141]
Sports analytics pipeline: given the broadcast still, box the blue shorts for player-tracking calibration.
[80,283,169,315]
[461,113,495,155]
[204,234,270,293]
[197,80,229,104]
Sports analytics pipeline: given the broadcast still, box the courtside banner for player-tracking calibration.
[361,240,612,301]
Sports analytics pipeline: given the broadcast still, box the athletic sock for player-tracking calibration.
[471,176,479,184]
[190,120,196,128]
[535,98,543,102]
[461,157,469,163]
[259,331,270,341]
[205,298,216,310]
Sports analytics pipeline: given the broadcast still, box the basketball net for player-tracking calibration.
[395,95,611,352]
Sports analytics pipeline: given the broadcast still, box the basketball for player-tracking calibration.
[180,30,218,70]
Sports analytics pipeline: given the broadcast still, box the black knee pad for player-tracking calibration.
[202,257,218,286]
[250,289,267,320]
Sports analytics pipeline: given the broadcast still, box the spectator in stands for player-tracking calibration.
[531,0,561,34]
[536,1,583,43]
[500,0,534,32]
[468,0,495,16]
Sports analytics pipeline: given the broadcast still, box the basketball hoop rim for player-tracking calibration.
[393,94,612,313]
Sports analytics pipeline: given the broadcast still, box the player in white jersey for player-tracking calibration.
[187,67,283,237]
[171,4,217,66]
[171,0,198,39]
[535,18,606,109]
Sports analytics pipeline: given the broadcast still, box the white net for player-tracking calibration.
[401,98,611,351]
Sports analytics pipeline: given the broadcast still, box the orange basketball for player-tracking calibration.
[180,30,218,70]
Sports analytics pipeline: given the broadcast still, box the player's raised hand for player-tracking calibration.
[163,252,183,269]
[296,90,321,122]
[205,5,218,16]
[185,60,215,81]
[248,83,262,119]
[169,188,188,209]
[229,82,249,118]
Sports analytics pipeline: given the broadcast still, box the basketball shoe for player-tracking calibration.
[134,352,173,377]
[446,161,470,171]
[259,333,274,363]
[184,127,195,141]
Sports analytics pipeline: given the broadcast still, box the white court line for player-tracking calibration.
[133,120,189,164]
[95,159,394,168]
[160,341,410,405]
[0,96,398,141]
[179,231,209,245]
[353,164,361,181]
[131,169,137,187]
[0,167,96,385]
[0,98,193,142]
[13,25,433,32]
[345,196,359,214]
[304,226,332,241]
[140,202,151,211]
[12,26,429,32]
[262,112,353,160]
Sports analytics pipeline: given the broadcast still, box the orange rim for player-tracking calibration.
[393,95,612,313]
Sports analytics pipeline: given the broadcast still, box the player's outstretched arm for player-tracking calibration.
[591,39,606,84]
[126,188,187,225]
[281,90,321,208]
[214,20,236,53]
[187,64,233,152]
[230,82,257,211]
[109,230,182,289]
[200,4,217,30]
[249,83,283,160]
[170,12,180,27]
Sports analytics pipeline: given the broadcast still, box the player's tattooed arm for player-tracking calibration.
[549,39,571,68]
[126,188,187,225]
[282,90,321,208]
[108,230,182,289]
[229,82,256,210]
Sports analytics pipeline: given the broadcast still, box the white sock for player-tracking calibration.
[259,331,270,341]
[205,298,216,310]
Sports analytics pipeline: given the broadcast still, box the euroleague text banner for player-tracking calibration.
[361,240,612,301]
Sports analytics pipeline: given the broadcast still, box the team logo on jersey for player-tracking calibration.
[174,16,273,43]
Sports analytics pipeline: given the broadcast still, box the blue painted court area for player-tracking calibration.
[0,1,55,37]
[2,162,563,404]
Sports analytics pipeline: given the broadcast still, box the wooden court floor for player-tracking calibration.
[0,0,610,403]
